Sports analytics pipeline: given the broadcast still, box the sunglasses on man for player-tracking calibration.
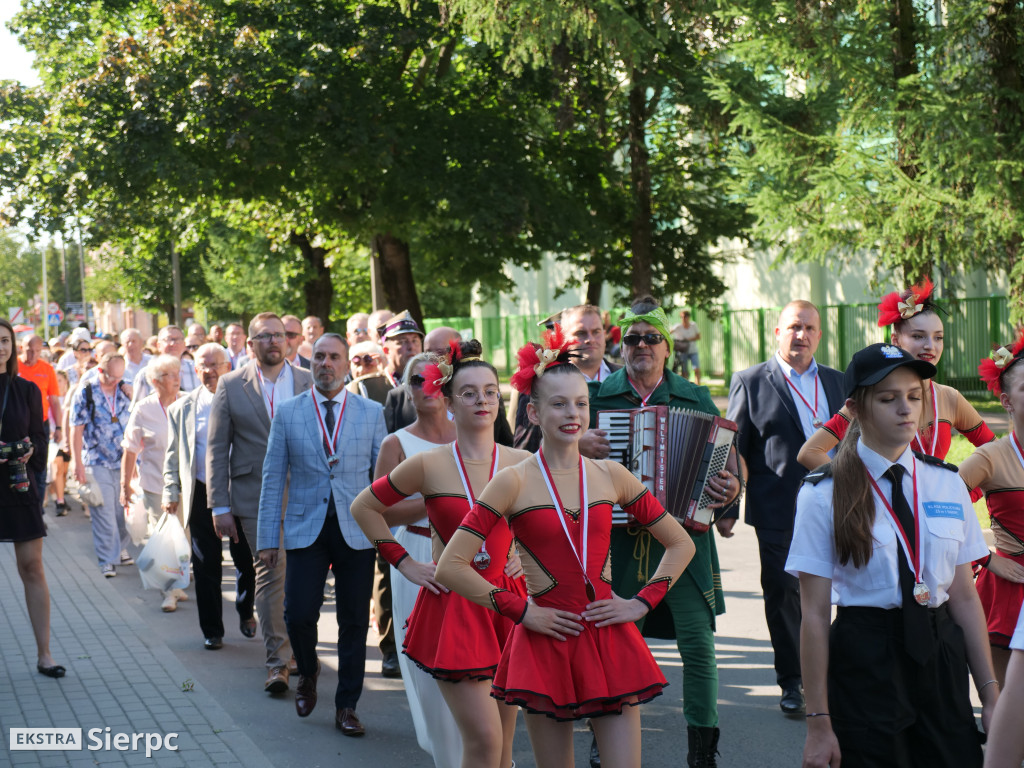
[350,355,379,366]
[621,332,666,347]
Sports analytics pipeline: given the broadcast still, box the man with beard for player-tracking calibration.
[208,313,313,694]
[257,333,385,736]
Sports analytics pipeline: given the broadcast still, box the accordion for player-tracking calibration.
[598,406,738,532]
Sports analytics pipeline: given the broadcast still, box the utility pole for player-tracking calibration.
[40,238,48,336]
[59,232,70,308]
[76,219,89,330]
[170,239,182,326]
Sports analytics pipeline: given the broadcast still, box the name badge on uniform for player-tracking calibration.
[922,501,963,520]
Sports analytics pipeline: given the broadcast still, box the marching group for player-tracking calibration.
[3,282,1024,768]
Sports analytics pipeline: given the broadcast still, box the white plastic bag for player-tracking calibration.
[125,493,148,546]
[137,512,190,591]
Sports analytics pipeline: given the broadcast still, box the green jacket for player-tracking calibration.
[588,367,725,637]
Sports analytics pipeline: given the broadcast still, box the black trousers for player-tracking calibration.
[189,481,256,640]
[373,553,395,655]
[829,605,983,768]
[756,527,802,688]
[284,518,375,710]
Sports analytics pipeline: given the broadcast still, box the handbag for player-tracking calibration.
[136,511,190,591]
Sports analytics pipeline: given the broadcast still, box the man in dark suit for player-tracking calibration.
[726,300,844,716]
[283,315,312,370]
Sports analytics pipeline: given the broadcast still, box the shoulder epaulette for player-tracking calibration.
[913,451,958,472]
[802,463,834,485]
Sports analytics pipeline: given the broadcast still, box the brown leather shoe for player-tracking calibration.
[335,708,365,737]
[287,655,299,676]
[264,666,289,694]
[294,661,320,718]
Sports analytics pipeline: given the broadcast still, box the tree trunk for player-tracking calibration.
[628,72,653,300]
[371,233,424,329]
[585,259,604,306]
[290,232,333,326]
[891,0,923,277]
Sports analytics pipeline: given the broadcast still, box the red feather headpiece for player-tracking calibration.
[877,277,936,327]
[510,324,574,395]
[421,340,462,399]
[978,329,1024,396]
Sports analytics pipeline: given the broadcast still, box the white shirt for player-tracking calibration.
[258,363,296,420]
[123,353,152,385]
[786,439,988,609]
[581,360,613,383]
[229,350,248,370]
[121,391,185,494]
[775,351,828,440]
[194,386,215,484]
[130,359,200,408]
[317,389,347,447]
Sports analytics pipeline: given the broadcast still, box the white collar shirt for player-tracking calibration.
[786,439,988,608]
[775,351,827,440]
[581,360,613,383]
[258,363,295,421]
[194,386,215,483]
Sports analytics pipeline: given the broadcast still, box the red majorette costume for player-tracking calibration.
[959,331,1024,647]
[817,279,994,458]
[437,328,692,720]
[351,342,531,681]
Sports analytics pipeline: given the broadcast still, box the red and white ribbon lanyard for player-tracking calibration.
[385,370,399,387]
[784,371,822,428]
[453,441,500,570]
[865,457,930,606]
[1009,431,1024,475]
[104,387,119,424]
[912,381,939,456]
[255,366,277,418]
[312,391,346,467]
[537,449,595,601]
[628,373,663,407]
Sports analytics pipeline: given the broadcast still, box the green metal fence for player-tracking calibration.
[425,296,1011,395]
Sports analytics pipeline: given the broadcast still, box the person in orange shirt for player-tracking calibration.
[18,335,62,512]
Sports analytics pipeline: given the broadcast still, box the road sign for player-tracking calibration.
[8,307,23,323]
[47,301,61,315]
[47,312,63,326]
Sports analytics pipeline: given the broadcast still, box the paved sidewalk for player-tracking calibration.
[3,491,987,767]
[0,510,274,768]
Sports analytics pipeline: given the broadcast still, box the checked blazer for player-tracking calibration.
[256,388,386,552]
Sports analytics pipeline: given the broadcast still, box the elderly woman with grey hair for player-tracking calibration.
[120,353,187,612]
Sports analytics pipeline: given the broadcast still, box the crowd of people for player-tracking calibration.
[3,283,1024,768]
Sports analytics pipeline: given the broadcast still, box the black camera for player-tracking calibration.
[0,439,32,492]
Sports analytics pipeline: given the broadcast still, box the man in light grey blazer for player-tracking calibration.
[207,313,313,694]
[163,343,257,650]
[257,333,386,737]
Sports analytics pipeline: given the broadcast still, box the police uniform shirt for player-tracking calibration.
[785,438,988,608]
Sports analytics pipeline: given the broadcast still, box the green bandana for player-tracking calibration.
[618,307,673,357]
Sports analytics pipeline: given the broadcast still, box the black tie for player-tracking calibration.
[322,400,335,457]
[885,464,933,664]
[322,399,337,518]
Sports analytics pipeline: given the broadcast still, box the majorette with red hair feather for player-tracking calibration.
[959,327,1024,659]
[509,324,576,396]
[798,277,995,468]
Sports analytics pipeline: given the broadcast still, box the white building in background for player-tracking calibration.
[474,242,1009,320]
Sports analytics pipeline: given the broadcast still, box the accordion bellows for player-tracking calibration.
[598,406,737,532]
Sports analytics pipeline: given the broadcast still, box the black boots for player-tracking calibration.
[687,726,720,768]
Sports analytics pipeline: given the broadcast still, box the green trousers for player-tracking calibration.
[611,528,720,728]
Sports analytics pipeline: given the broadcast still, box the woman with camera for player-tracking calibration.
[0,318,64,678]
